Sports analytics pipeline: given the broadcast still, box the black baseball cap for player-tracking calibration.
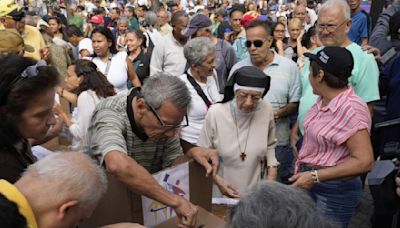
[304,46,354,78]
[181,13,212,37]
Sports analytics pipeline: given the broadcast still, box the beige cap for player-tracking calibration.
[0,29,35,54]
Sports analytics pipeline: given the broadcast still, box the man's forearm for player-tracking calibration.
[105,151,180,208]
[276,102,298,118]
[180,138,195,154]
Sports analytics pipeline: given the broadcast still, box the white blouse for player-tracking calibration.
[69,90,101,150]
[91,51,128,95]
[178,69,221,144]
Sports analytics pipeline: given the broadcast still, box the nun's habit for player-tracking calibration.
[197,66,279,197]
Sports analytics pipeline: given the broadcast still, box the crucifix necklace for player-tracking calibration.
[232,107,255,162]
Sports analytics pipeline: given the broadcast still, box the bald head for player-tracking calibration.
[171,11,188,27]
[15,152,107,228]
[17,152,107,209]
[294,5,307,24]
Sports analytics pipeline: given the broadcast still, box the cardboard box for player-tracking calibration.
[155,206,226,228]
[81,160,223,227]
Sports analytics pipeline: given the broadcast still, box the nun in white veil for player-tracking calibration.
[197,66,279,198]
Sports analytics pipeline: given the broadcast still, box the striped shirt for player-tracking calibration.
[84,93,183,174]
[295,87,371,173]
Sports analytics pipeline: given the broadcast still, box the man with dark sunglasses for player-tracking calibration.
[0,0,48,61]
[85,74,219,227]
[229,20,301,184]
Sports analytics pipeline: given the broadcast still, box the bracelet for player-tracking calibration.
[310,170,320,183]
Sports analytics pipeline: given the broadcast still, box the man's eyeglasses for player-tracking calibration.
[245,39,266,48]
[235,91,262,102]
[146,101,189,130]
[316,20,348,32]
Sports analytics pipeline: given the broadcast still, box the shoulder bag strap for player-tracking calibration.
[186,71,212,108]
[104,55,113,76]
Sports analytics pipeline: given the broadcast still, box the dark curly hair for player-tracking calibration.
[74,59,116,98]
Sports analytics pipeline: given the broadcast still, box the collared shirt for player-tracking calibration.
[84,90,183,173]
[298,43,380,134]
[149,32,187,77]
[295,87,371,173]
[0,180,38,228]
[229,51,301,145]
[178,69,221,144]
[159,24,173,36]
[22,25,46,61]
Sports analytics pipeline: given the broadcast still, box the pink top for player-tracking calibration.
[295,86,371,173]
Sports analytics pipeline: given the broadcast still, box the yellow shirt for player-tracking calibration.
[0,180,38,228]
[22,25,46,60]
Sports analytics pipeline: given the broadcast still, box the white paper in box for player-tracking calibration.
[141,162,190,227]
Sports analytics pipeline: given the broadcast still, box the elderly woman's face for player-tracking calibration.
[196,52,216,76]
[235,89,262,113]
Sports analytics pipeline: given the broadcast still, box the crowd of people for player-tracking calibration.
[1,0,400,227]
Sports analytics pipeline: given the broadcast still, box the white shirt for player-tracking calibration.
[145,29,163,48]
[69,90,101,150]
[84,1,96,13]
[78,38,93,58]
[90,51,128,95]
[178,69,221,144]
[150,33,187,77]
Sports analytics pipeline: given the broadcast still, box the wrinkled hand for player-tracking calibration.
[55,85,64,95]
[289,171,315,190]
[186,147,219,177]
[396,177,400,197]
[40,45,51,63]
[362,44,381,62]
[214,175,240,198]
[273,111,280,119]
[53,103,63,116]
[173,196,198,227]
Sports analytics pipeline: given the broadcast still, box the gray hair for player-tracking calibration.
[230,181,339,228]
[184,37,215,66]
[319,0,351,20]
[117,16,129,25]
[24,152,107,210]
[142,73,191,110]
[143,11,159,32]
